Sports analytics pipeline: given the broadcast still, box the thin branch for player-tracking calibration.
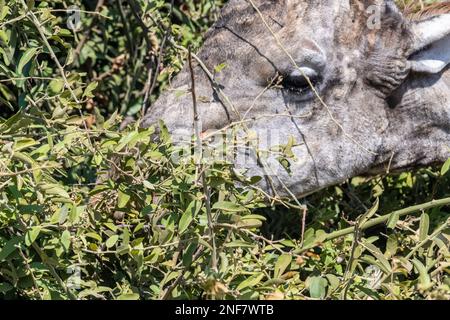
[295,197,450,253]
[0,165,60,178]
[300,206,307,246]
[188,47,218,272]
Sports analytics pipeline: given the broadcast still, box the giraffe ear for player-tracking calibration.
[408,14,450,74]
[411,14,450,51]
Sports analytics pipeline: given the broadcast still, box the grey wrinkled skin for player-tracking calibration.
[142,0,450,199]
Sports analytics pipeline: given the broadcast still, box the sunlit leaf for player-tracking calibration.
[419,213,430,242]
[17,47,38,75]
[274,254,292,278]
[308,276,328,299]
[106,235,119,249]
[236,273,264,291]
[25,227,41,247]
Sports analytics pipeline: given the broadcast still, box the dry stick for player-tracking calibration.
[430,261,450,279]
[0,165,60,178]
[0,15,28,28]
[128,0,157,53]
[295,197,450,253]
[300,206,307,246]
[214,223,298,257]
[246,0,376,156]
[0,77,57,83]
[34,8,109,17]
[188,47,218,272]
[242,74,281,120]
[0,178,11,191]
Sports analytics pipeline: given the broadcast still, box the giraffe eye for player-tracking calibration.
[281,67,321,94]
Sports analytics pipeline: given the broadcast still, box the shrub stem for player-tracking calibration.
[188,47,218,272]
[295,197,450,253]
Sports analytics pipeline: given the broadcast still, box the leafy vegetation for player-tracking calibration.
[0,0,449,300]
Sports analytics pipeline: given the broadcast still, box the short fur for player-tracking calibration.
[142,0,450,198]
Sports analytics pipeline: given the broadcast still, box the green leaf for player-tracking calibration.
[225,240,255,248]
[117,189,131,208]
[17,47,39,75]
[441,158,450,176]
[83,81,98,98]
[359,198,379,227]
[106,235,119,249]
[385,234,398,258]
[25,227,41,246]
[362,242,392,274]
[212,201,246,212]
[14,138,38,152]
[325,274,340,290]
[314,229,328,244]
[103,110,118,129]
[214,62,228,73]
[158,120,170,143]
[44,185,71,199]
[13,151,36,166]
[419,213,430,242]
[85,232,102,242]
[178,200,201,235]
[386,211,399,229]
[274,254,292,278]
[236,219,262,229]
[0,237,21,261]
[0,5,10,21]
[411,258,431,289]
[117,293,140,300]
[115,131,138,152]
[236,273,264,291]
[61,230,71,251]
[277,157,291,173]
[240,214,266,221]
[308,276,328,299]
[48,79,64,96]
[0,283,13,294]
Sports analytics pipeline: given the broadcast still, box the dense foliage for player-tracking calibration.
[0,0,449,300]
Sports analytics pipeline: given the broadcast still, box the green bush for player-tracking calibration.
[0,0,449,300]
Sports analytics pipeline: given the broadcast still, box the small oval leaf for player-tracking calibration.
[106,235,119,249]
